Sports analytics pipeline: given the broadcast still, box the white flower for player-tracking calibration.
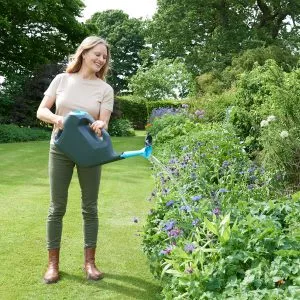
[280,131,289,138]
[260,120,269,127]
[267,115,276,122]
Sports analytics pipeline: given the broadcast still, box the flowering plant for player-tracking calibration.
[143,113,300,299]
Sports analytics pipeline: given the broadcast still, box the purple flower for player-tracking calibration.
[218,188,229,193]
[195,109,205,118]
[247,184,255,190]
[191,173,197,180]
[162,188,170,195]
[184,243,196,253]
[166,200,175,207]
[192,218,199,226]
[191,195,202,201]
[160,246,172,255]
[180,205,192,213]
[150,107,181,122]
[168,228,182,238]
[160,177,167,184]
[183,154,191,162]
[213,207,221,216]
[182,104,189,109]
[163,220,176,231]
[222,161,230,168]
[248,166,256,173]
[169,158,177,164]
[185,267,193,274]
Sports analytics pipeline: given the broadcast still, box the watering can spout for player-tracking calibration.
[120,133,152,159]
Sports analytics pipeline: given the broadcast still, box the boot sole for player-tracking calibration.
[86,273,104,281]
[44,277,59,284]
[83,267,104,280]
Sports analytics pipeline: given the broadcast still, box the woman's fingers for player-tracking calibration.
[55,116,64,129]
[90,120,105,136]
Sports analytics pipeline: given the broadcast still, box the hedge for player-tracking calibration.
[114,95,185,129]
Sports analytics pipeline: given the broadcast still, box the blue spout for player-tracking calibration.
[120,145,152,159]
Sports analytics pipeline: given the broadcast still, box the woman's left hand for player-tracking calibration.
[90,120,106,136]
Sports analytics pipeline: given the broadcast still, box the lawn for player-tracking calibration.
[0,134,161,300]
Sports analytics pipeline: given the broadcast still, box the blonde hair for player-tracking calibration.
[66,36,110,79]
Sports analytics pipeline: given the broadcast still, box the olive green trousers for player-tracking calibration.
[47,145,101,249]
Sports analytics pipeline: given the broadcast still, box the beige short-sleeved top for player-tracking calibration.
[44,72,114,144]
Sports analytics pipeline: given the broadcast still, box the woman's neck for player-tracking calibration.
[77,68,98,80]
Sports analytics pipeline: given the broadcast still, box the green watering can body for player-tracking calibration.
[54,111,123,167]
[54,111,152,167]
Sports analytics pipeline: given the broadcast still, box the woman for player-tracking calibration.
[37,36,114,284]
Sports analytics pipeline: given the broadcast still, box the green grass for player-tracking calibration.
[0,134,161,300]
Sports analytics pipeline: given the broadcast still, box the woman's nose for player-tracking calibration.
[98,57,105,64]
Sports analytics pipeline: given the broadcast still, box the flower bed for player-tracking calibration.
[143,113,300,299]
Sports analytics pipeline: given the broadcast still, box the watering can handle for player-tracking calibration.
[79,114,110,141]
[100,128,111,141]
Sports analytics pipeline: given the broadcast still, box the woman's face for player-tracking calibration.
[82,43,108,73]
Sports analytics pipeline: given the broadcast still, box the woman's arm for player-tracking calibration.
[90,108,112,135]
[36,95,64,129]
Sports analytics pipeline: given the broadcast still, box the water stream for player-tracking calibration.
[148,154,192,212]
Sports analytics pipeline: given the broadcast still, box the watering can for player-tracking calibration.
[54,110,152,167]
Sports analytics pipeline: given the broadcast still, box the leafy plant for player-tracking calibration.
[230,60,300,185]
[0,124,51,143]
[143,112,300,299]
[108,118,135,137]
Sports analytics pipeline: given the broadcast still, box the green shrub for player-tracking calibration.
[115,95,184,129]
[108,118,135,137]
[143,113,300,299]
[0,124,51,143]
[190,89,236,123]
[147,110,196,145]
[229,60,300,185]
[115,96,147,129]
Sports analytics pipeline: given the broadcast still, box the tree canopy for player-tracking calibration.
[0,0,88,77]
[86,10,146,93]
[129,58,194,100]
[147,0,300,73]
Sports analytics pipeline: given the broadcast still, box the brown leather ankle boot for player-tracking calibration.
[84,248,104,280]
[44,248,60,284]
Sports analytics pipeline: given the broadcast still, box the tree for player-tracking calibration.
[147,0,300,74]
[9,63,65,126]
[86,10,146,93]
[129,58,194,100]
[0,0,89,124]
[0,0,88,77]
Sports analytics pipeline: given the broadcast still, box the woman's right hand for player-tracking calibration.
[55,115,64,129]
